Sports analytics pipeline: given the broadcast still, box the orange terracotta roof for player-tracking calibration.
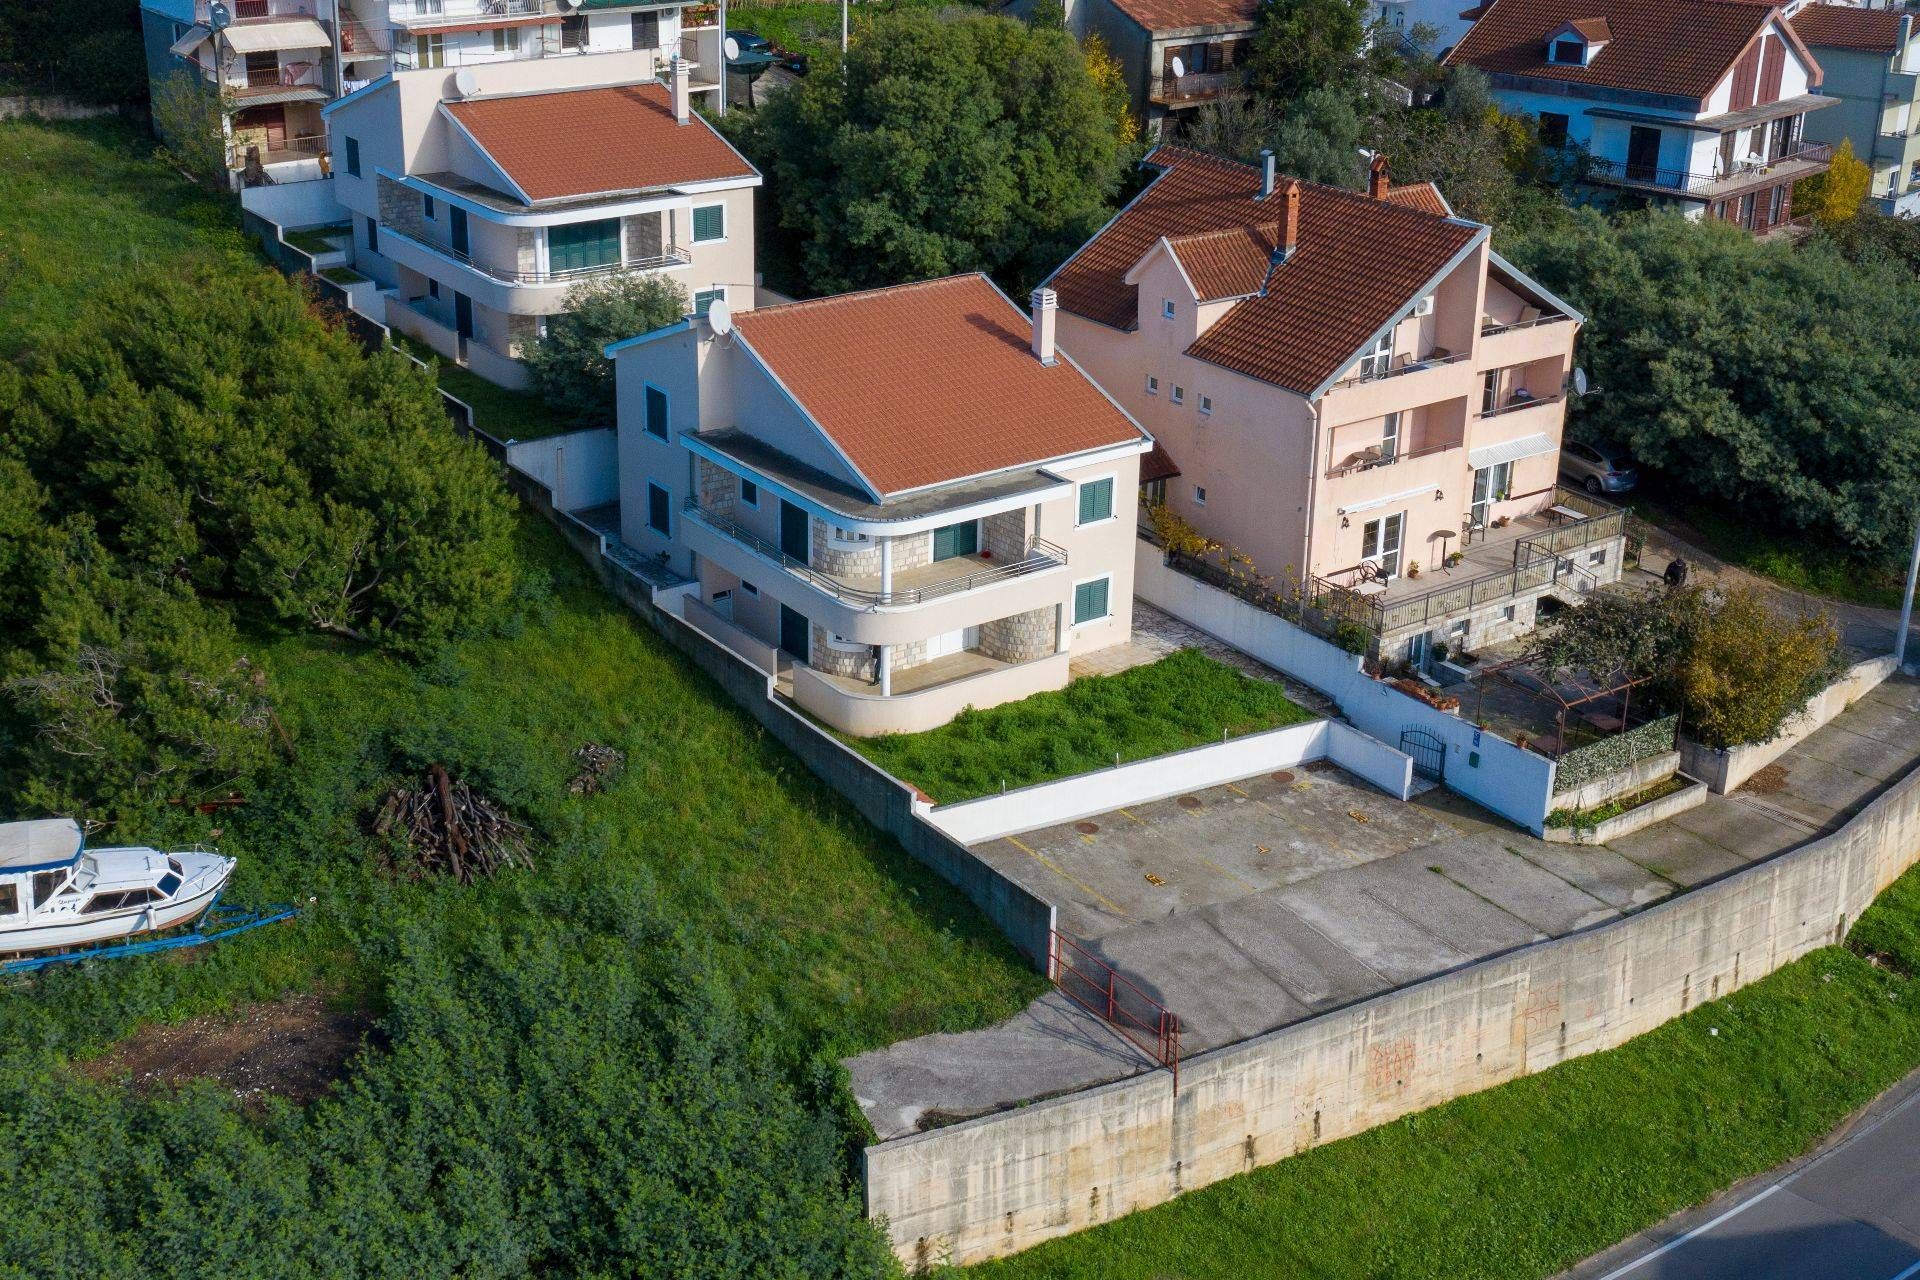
[1448,0,1781,101]
[1049,147,1481,396]
[1107,0,1257,31]
[1164,223,1279,302]
[1140,441,1182,483]
[443,82,756,204]
[1382,181,1452,217]
[1789,3,1906,53]
[731,275,1146,497]
[1564,16,1611,41]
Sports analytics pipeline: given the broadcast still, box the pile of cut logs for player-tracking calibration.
[373,764,532,883]
[568,742,626,795]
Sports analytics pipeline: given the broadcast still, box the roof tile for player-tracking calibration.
[1789,3,1906,53]
[732,275,1146,497]
[1448,0,1779,101]
[1106,0,1257,32]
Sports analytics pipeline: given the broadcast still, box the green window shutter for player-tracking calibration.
[1077,478,1113,525]
[692,204,725,242]
[1074,578,1110,624]
[548,218,622,274]
[694,288,724,316]
[932,521,979,561]
[644,385,669,440]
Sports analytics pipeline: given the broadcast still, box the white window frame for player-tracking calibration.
[1075,473,1118,527]
[828,524,871,550]
[1171,385,1185,406]
[1198,393,1213,416]
[1193,485,1207,505]
[1161,298,1176,320]
[1361,510,1405,578]
[691,202,727,243]
[1145,374,1160,395]
[1358,331,1393,379]
[1380,411,1401,463]
[1071,574,1113,627]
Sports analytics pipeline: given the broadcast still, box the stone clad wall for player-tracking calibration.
[980,606,1056,663]
[695,458,735,522]
[810,623,872,680]
[865,749,1920,1268]
[984,510,1029,561]
[813,521,882,577]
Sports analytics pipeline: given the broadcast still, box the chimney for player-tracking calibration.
[671,55,690,124]
[1030,287,1058,367]
[1369,153,1391,200]
[1260,148,1276,199]
[1279,179,1301,262]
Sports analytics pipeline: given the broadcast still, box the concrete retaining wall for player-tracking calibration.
[1543,776,1707,845]
[1553,749,1682,814]
[1681,655,1899,795]
[865,748,1920,1268]
[927,720,1411,846]
[0,94,120,121]
[1135,543,1557,832]
[505,429,617,510]
[239,176,348,230]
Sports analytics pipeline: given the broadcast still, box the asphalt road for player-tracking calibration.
[1569,1068,1920,1280]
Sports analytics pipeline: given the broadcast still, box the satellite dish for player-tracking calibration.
[452,67,480,98]
[707,298,733,335]
[1572,366,1589,395]
[210,1,231,28]
[724,36,741,60]
[1169,54,1186,78]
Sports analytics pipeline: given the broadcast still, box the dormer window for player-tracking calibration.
[1549,38,1585,64]
[1545,19,1608,66]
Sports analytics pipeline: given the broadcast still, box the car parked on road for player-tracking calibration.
[1560,439,1639,495]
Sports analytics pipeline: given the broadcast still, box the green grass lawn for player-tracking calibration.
[850,650,1318,804]
[284,222,350,255]
[0,116,257,357]
[319,265,367,284]
[969,865,1920,1280]
[390,332,579,441]
[1629,487,1907,610]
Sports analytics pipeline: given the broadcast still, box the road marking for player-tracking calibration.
[1198,856,1257,892]
[1004,836,1130,918]
[1594,1185,1781,1280]
[1225,783,1251,798]
[1117,808,1146,825]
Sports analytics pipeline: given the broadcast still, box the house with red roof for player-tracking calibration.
[321,50,759,387]
[1448,0,1836,233]
[1787,3,1920,216]
[603,274,1155,734]
[1008,0,1257,131]
[1044,146,1615,670]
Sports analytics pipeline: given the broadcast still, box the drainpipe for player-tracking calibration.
[878,537,894,694]
[1302,398,1325,596]
[1897,505,1920,672]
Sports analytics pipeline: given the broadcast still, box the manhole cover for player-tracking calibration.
[1177,795,1202,809]
[1075,821,1100,835]
[1272,770,1295,784]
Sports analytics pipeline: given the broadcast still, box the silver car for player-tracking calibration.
[1560,439,1639,495]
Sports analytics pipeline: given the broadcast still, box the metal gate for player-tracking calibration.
[1400,727,1446,781]
[1049,930,1182,1092]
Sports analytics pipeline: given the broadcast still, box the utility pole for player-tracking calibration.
[1898,504,1920,672]
[841,0,848,55]
[717,0,727,117]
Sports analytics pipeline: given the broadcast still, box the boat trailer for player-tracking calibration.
[0,895,299,975]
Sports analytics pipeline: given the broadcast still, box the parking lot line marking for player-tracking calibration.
[1225,784,1251,798]
[1199,856,1258,892]
[1004,836,1130,917]
[1117,809,1146,824]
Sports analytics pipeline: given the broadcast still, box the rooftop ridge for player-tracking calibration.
[736,272,991,323]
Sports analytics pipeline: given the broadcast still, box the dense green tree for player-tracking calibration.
[1186,87,1364,188]
[150,73,230,192]
[730,10,1131,295]
[1505,210,1920,558]
[1242,0,1375,104]
[6,266,518,655]
[525,273,688,426]
[0,0,146,105]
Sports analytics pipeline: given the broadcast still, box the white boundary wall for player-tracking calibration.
[1681,655,1898,794]
[924,720,1412,846]
[504,428,618,512]
[1135,543,1558,832]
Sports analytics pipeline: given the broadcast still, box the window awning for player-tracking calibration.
[169,23,212,57]
[1337,483,1438,516]
[221,17,331,53]
[1468,432,1555,471]
[405,13,558,32]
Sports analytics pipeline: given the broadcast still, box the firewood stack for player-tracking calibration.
[567,742,626,795]
[373,764,533,883]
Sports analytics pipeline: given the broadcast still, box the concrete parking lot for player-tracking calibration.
[847,675,1920,1141]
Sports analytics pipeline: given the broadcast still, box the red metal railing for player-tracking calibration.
[1049,929,1181,1092]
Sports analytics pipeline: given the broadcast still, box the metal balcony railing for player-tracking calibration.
[1328,349,1471,392]
[1480,313,1573,337]
[685,501,1069,607]
[1585,142,1832,196]
[1325,437,1462,479]
[1477,391,1564,420]
[382,225,691,285]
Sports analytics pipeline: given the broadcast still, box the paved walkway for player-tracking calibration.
[846,674,1920,1141]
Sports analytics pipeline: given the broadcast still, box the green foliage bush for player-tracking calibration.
[729,10,1131,295]
[0,0,145,104]
[525,272,688,427]
[1550,713,1678,796]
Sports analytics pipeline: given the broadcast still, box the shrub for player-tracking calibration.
[524,273,688,426]
[1672,586,1844,749]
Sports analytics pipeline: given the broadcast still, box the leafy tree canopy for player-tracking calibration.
[525,273,688,426]
[1504,209,1920,558]
[1243,0,1377,104]
[729,10,1132,295]
[1797,137,1871,229]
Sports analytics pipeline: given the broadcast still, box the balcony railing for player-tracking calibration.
[1328,349,1471,392]
[1149,70,1238,105]
[1325,436,1461,479]
[1477,391,1564,420]
[383,225,691,285]
[1585,142,1832,196]
[1480,313,1573,337]
[685,501,1069,607]
[392,0,549,23]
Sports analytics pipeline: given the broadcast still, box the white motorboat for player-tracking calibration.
[0,819,236,956]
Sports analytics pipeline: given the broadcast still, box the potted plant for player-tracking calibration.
[1492,514,1511,529]
[1445,551,1464,568]
[1407,560,1421,578]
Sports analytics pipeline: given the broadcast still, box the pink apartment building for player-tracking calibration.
[1045,145,1625,669]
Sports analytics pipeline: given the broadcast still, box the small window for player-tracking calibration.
[631,9,660,46]
[82,891,126,914]
[692,203,726,242]
[739,580,759,596]
[1502,604,1517,622]
[1145,374,1160,395]
[1077,477,1115,525]
[644,384,669,441]
[1194,485,1207,505]
[1161,298,1176,319]
[344,136,361,178]
[366,216,379,253]
[31,870,65,908]
[0,883,16,914]
[1171,386,1185,406]
[647,482,670,535]
[1550,37,1584,64]
[1539,112,1570,149]
[1073,577,1112,625]
[1380,411,1401,463]
[1199,394,1213,416]
[1412,293,1434,317]
[428,279,440,300]
[739,477,759,507]
[157,873,182,897]
[1360,331,1392,379]
[1589,548,1607,567]
[422,193,435,221]
[694,287,725,317]
[493,25,520,52]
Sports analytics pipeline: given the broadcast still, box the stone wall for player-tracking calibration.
[813,521,882,577]
[622,210,664,260]
[980,606,1057,663]
[894,532,934,574]
[810,623,873,680]
[984,510,1029,562]
[696,458,736,523]
[867,745,1920,1267]
[375,176,419,243]
[891,637,931,674]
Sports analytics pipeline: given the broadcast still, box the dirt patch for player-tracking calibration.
[78,992,374,1108]
[1742,763,1790,796]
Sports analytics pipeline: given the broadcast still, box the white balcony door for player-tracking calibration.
[925,626,981,660]
[1361,512,1403,579]
[1470,461,1511,530]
